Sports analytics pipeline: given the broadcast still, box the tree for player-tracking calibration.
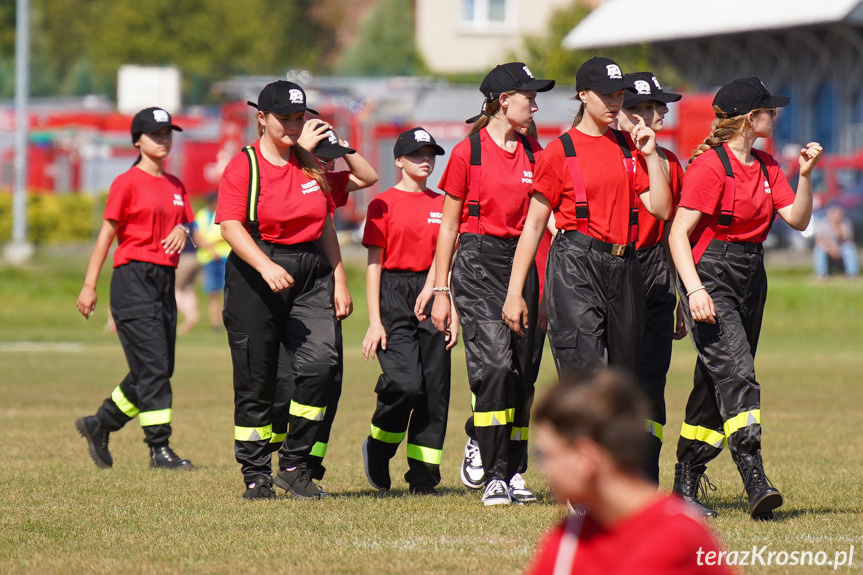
[336,0,425,76]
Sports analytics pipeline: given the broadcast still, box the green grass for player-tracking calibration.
[1,247,862,574]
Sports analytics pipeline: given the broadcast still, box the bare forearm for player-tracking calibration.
[220,220,272,273]
[83,220,118,288]
[366,256,383,327]
[642,153,673,220]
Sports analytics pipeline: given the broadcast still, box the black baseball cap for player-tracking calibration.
[130,107,182,143]
[393,127,445,159]
[575,56,631,94]
[479,62,555,103]
[713,77,790,118]
[248,80,319,116]
[313,128,356,160]
[622,72,682,108]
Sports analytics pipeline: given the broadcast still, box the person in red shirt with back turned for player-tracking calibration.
[524,369,736,575]
[360,127,457,495]
[75,107,195,471]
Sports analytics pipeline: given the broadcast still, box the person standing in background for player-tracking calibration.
[194,192,231,331]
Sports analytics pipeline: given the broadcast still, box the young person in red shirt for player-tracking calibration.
[217,81,352,500]
[503,57,672,389]
[431,62,554,506]
[670,78,822,519]
[360,128,456,495]
[75,107,194,471]
[272,126,378,483]
[615,72,687,484]
[524,369,735,575]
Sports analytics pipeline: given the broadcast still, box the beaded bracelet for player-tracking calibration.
[432,286,450,295]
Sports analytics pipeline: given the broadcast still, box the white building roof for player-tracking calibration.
[563,0,863,49]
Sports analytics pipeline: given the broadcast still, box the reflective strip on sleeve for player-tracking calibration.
[111,386,140,418]
[310,442,328,458]
[270,432,286,444]
[680,422,726,449]
[139,409,171,427]
[510,426,529,441]
[474,408,515,427]
[406,443,443,465]
[471,393,476,411]
[645,419,664,443]
[723,409,761,438]
[234,424,273,442]
[289,401,326,422]
[370,424,406,444]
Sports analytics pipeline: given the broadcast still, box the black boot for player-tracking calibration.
[150,445,194,470]
[75,415,113,469]
[736,453,782,520]
[673,461,718,518]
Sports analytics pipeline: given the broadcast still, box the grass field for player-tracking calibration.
[1,246,862,574]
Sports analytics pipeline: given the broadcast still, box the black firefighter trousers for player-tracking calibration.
[636,242,677,483]
[224,244,338,486]
[452,234,538,483]
[97,261,177,447]
[366,271,452,487]
[676,240,767,473]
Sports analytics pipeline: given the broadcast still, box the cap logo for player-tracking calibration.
[634,80,651,95]
[326,131,338,144]
[652,76,662,90]
[153,109,169,122]
[522,65,535,79]
[606,64,622,80]
[414,130,432,143]
[289,89,304,104]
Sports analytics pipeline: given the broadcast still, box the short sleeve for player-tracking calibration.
[104,174,132,224]
[679,153,725,215]
[437,139,471,199]
[327,171,352,209]
[531,140,565,208]
[215,152,251,224]
[758,151,795,210]
[362,197,388,249]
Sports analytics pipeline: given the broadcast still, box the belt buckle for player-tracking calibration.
[611,244,626,257]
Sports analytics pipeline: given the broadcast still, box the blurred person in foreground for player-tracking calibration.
[812,205,859,279]
[524,369,735,575]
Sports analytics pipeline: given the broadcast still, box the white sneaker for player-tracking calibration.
[481,479,512,506]
[508,473,537,504]
[460,437,484,490]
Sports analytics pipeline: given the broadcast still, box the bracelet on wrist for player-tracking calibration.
[686,285,706,297]
[432,286,450,295]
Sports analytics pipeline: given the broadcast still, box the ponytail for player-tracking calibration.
[571,103,585,128]
[468,99,502,136]
[687,106,747,165]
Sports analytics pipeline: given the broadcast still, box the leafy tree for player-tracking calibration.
[336,0,425,76]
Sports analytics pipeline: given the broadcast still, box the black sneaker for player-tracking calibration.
[362,438,391,491]
[481,479,512,506]
[409,483,439,496]
[274,463,326,499]
[242,480,277,500]
[508,473,537,504]
[150,445,194,470]
[75,415,113,469]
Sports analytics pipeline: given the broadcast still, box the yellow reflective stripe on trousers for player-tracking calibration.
[289,401,326,422]
[235,424,273,442]
[270,432,286,444]
[111,386,140,418]
[723,409,761,438]
[310,442,327,458]
[510,426,529,441]
[370,424,406,444]
[474,408,515,427]
[645,419,664,443]
[680,422,726,449]
[139,409,171,427]
[406,443,442,465]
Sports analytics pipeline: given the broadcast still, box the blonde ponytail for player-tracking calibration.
[687,106,747,165]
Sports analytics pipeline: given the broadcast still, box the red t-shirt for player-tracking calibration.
[104,167,193,268]
[328,171,352,210]
[525,496,736,575]
[636,147,683,249]
[437,128,542,239]
[362,187,444,271]
[679,144,795,244]
[215,140,337,245]
[532,128,649,245]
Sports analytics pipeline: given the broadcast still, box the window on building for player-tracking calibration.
[460,0,510,31]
